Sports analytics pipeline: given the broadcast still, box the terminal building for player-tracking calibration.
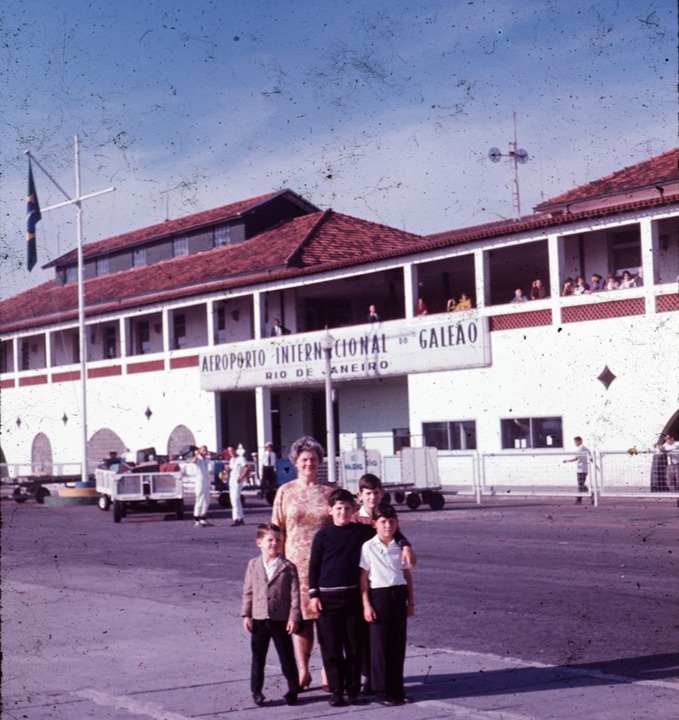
[1,149,678,482]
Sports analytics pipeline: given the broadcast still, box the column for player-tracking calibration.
[402,263,418,318]
[252,291,264,340]
[119,317,128,358]
[255,386,273,465]
[546,233,561,324]
[473,248,489,310]
[639,218,656,315]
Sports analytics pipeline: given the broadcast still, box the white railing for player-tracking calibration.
[597,450,677,498]
[4,451,676,506]
[1,462,83,481]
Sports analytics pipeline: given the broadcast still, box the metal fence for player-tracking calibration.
[432,449,678,505]
[598,450,677,499]
[3,450,677,506]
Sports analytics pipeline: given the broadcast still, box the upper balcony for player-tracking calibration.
[2,211,677,384]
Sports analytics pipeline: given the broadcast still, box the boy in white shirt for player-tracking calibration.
[359,503,415,706]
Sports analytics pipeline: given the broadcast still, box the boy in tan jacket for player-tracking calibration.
[242,523,301,706]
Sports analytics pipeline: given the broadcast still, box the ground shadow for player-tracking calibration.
[406,652,679,703]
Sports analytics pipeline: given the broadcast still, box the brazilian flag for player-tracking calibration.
[26,161,41,271]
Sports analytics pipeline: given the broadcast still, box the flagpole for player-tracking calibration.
[24,137,115,486]
[74,135,89,486]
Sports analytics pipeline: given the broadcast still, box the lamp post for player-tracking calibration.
[321,328,336,485]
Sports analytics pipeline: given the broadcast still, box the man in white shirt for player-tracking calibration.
[226,445,250,526]
[564,436,591,505]
[663,434,679,498]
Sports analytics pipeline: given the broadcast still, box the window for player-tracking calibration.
[501,417,563,449]
[393,428,411,454]
[133,247,147,268]
[95,257,109,277]
[215,305,226,343]
[611,230,641,276]
[137,321,150,355]
[0,341,11,373]
[423,421,477,450]
[20,341,30,370]
[104,326,117,359]
[59,266,78,284]
[214,225,232,247]
[173,313,186,349]
[173,236,189,257]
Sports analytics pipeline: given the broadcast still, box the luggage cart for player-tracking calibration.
[95,467,184,523]
[1,462,85,504]
[340,447,446,510]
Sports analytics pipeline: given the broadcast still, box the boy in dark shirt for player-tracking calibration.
[308,488,411,707]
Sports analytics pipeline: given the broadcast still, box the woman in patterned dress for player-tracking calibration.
[271,436,333,689]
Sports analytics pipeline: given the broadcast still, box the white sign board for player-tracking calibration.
[200,313,490,391]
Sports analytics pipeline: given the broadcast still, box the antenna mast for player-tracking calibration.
[488,112,530,217]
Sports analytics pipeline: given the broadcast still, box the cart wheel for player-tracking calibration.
[35,486,51,504]
[265,488,277,506]
[98,494,111,511]
[12,488,29,504]
[218,492,231,509]
[394,491,406,504]
[113,500,123,523]
[382,492,391,504]
[405,493,421,510]
[176,499,185,520]
[428,491,445,511]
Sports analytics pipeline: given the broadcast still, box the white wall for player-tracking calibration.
[2,366,216,465]
[337,376,409,455]
[408,312,678,452]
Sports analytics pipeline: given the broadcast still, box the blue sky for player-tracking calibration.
[1,0,676,300]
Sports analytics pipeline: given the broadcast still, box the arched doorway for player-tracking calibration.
[663,409,679,439]
[88,428,125,472]
[31,432,53,474]
[167,425,196,458]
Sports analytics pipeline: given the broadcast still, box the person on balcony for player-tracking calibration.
[510,288,527,303]
[589,274,605,293]
[416,298,428,316]
[619,270,637,289]
[605,273,619,290]
[455,293,473,310]
[561,278,575,296]
[529,279,546,300]
[573,276,590,295]
[271,318,291,336]
[367,304,381,323]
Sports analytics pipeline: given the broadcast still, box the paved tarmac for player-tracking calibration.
[2,493,678,719]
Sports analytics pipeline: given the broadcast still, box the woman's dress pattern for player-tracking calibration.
[272,481,333,619]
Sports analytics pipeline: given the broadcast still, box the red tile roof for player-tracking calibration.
[44,189,318,267]
[3,150,679,334]
[0,210,423,332]
[423,192,679,249]
[534,148,679,212]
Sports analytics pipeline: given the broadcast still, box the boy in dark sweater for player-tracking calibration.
[308,488,412,707]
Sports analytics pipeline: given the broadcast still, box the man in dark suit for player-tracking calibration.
[270,318,290,336]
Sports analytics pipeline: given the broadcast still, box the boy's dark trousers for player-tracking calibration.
[316,589,363,697]
[250,619,298,695]
[368,585,408,701]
